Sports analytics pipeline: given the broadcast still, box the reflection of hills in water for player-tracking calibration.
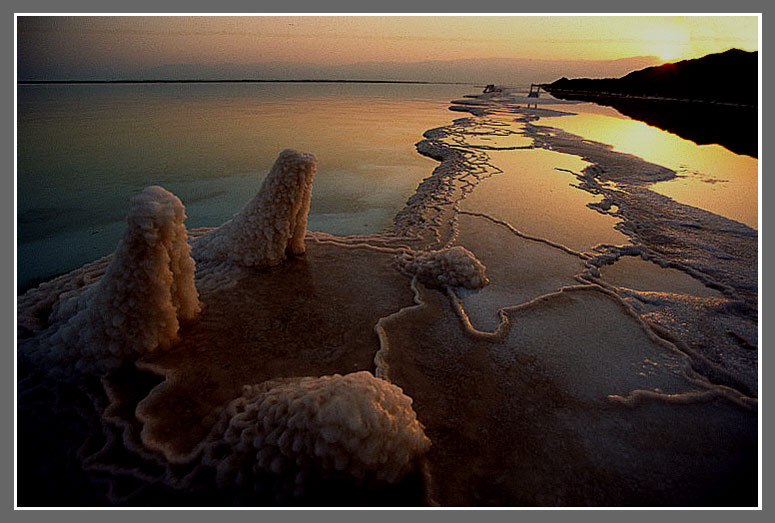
[544,49,758,158]
[545,94,757,158]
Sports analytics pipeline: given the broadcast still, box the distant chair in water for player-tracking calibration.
[483,84,502,93]
[528,84,542,98]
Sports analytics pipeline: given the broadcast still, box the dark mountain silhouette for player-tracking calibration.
[542,49,758,157]
[544,49,757,106]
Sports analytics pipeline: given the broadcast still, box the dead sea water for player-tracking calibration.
[17,84,758,506]
[17,82,463,291]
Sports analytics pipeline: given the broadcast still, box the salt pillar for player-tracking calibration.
[45,186,200,374]
[193,149,317,268]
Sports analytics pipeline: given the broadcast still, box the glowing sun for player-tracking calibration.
[653,42,687,61]
[647,25,691,62]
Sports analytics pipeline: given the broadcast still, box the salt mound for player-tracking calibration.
[27,186,200,375]
[192,149,317,268]
[398,246,488,289]
[204,371,430,499]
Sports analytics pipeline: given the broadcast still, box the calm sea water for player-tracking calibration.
[17,82,468,291]
[17,82,757,293]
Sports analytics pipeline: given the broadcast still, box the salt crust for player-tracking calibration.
[397,246,488,289]
[29,186,200,375]
[202,371,430,497]
[192,149,316,268]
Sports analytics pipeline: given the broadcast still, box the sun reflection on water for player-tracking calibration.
[543,108,758,228]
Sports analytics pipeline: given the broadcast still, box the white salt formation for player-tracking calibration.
[398,246,488,289]
[205,371,430,499]
[193,149,316,268]
[36,186,200,374]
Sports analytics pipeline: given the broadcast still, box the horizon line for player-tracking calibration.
[17,79,475,86]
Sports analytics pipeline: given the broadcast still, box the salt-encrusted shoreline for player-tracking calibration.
[421,89,757,396]
[17,94,758,507]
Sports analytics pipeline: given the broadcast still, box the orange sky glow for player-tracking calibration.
[17,15,759,80]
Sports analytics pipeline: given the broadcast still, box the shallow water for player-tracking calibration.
[452,213,586,331]
[599,256,725,298]
[460,147,629,252]
[540,106,758,228]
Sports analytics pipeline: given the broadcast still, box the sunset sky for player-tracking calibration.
[17,15,759,82]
